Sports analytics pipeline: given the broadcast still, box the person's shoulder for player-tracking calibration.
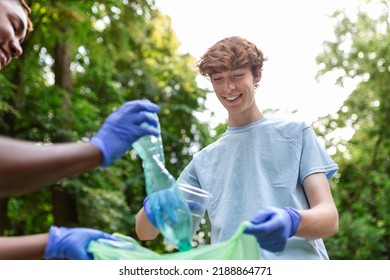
[191,131,229,160]
[263,117,310,131]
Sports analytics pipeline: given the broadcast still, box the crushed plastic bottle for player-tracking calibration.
[132,113,193,252]
[132,113,165,165]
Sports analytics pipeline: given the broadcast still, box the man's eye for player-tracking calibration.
[213,77,223,81]
[233,73,244,78]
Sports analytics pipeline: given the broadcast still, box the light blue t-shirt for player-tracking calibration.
[177,118,338,260]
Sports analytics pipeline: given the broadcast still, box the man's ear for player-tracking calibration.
[254,71,262,84]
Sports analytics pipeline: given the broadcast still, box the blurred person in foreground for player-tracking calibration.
[0,0,162,259]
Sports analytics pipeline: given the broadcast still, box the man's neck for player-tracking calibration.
[228,108,264,127]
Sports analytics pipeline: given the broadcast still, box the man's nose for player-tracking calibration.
[224,78,236,91]
[10,40,23,58]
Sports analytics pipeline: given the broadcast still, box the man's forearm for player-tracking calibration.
[0,136,102,196]
[0,234,48,259]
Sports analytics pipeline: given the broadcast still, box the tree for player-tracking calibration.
[315,0,390,259]
[0,0,211,253]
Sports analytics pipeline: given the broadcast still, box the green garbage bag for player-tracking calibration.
[88,221,260,260]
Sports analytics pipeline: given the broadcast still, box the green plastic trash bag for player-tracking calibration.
[88,221,260,260]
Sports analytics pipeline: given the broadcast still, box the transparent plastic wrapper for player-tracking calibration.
[87,222,260,260]
[164,183,212,248]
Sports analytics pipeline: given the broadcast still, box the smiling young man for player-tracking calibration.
[136,36,339,260]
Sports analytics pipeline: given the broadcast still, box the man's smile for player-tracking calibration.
[224,94,243,101]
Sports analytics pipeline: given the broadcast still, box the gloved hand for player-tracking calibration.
[144,192,201,227]
[187,200,201,211]
[244,207,302,252]
[90,99,160,167]
[45,226,118,260]
[143,188,181,227]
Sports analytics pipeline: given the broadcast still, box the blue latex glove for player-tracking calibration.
[143,188,180,227]
[45,226,118,260]
[244,207,302,252]
[187,200,201,211]
[144,194,201,227]
[90,99,160,167]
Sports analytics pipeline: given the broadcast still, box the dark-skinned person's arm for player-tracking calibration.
[0,227,118,260]
[0,99,160,197]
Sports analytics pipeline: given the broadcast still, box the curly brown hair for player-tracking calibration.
[197,36,267,79]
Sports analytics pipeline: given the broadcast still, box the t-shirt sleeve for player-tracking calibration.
[177,158,201,187]
[299,126,338,184]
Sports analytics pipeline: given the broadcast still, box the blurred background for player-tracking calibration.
[0,0,388,259]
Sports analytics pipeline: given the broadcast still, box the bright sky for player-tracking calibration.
[154,0,361,126]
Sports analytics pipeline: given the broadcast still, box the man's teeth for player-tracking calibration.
[226,95,240,101]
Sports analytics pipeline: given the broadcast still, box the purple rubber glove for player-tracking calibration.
[143,188,180,227]
[45,226,118,260]
[90,99,160,167]
[187,200,201,211]
[143,196,157,226]
[244,207,302,252]
[144,194,201,227]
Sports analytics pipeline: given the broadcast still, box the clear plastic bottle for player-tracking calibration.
[132,113,165,165]
[144,155,192,251]
[132,113,192,251]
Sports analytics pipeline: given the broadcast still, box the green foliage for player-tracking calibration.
[315,0,390,259]
[0,0,211,252]
[5,189,53,235]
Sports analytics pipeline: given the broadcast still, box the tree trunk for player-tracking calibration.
[51,184,78,227]
[51,39,78,226]
[0,197,10,235]
[54,41,73,132]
